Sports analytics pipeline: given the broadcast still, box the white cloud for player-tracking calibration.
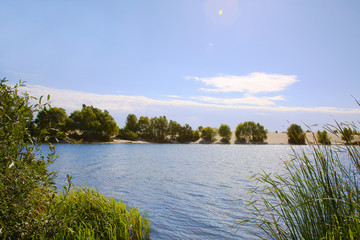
[191,95,285,106]
[189,72,298,93]
[22,84,360,115]
[164,95,181,98]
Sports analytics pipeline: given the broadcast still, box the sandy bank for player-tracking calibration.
[113,132,351,145]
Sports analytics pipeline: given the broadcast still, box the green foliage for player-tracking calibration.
[149,116,169,143]
[137,116,150,140]
[0,79,57,238]
[35,107,69,142]
[219,124,232,143]
[68,104,119,141]
[240,122,360,239]
[317,130,331,145]
[118,128,138,141]
[0,79,150,239]
[341,127,354,143]
[177,124,199,143]
[168,120,182,141]
[287,123,306,144]
[51,187,150,240]
[235,121,267,143]
[125,114,138,133]
[201,127,216,143]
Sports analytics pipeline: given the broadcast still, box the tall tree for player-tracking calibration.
[149,116,168,143]
[138,116,150,140]
[168,120,182,141]
[124,114,138,133]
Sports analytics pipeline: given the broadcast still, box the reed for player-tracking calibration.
[239,122,360,239]
[47,186,151,240]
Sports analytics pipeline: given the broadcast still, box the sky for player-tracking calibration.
[1,0,360,131]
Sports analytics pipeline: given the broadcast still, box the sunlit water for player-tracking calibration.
[47,144,299,239]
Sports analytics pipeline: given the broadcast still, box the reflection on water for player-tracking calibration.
[48,144,296,240]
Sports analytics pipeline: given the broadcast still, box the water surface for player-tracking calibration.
[48,144,297,239]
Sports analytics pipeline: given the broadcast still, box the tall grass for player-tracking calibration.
[239,122,360,239]
[46,186,150,240]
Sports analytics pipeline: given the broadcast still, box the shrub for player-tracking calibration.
[240,123,360,239]
[287,123,305,144]
[118,128,138,141]
[0,79,57,238]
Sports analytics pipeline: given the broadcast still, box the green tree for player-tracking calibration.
[138,116,150,140]
[218,124,232,143]
[168,120,182,141]
[124,114,138,133]
[118,114,139,140]
[287,123,306,144]
[35,107,69,141]
[201,127,216,143]
[235,121,267,143]
[149,116,168,142]
[341,127,354,143]
[317,130,331,145]
[178,124,199,143]
[69,104,119,141]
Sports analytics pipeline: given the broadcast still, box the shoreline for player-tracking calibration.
[106,132,349,145]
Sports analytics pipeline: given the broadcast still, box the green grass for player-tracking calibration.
[239,122,360,239]
[46,187,150,240]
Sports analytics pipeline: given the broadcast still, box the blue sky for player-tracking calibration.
[1,0,360,131]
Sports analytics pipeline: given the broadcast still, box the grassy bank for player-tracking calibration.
[0,79,150,239]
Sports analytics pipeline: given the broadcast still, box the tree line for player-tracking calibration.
[32,105,356,145]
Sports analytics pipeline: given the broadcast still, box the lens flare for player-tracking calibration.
[219,9,223,15]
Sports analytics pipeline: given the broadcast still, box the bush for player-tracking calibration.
[287,123,305,144]
[235,121,267,143]
[240,123,360,239]
[0,79,57,238]
[118,128,138,141]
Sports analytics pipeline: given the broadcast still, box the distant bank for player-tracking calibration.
[112,132,353,145]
